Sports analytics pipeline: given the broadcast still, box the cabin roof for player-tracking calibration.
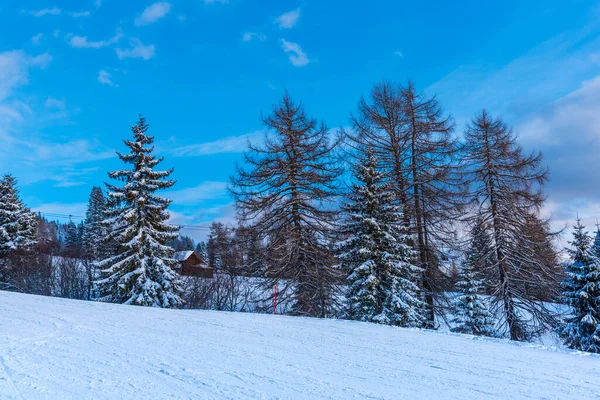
[173,250,195,261]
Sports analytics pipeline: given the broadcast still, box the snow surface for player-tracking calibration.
[0,291,598,400]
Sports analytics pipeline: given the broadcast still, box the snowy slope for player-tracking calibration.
[0,291,598,400]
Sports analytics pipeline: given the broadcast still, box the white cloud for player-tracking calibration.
[70,11,91,18]
[23,8,62,17]
[517,75,600,198]
[31,33,43,46]
[394,51,403,57]
[134,2,171,26]
[168,130,263,156]
[428,23,600,127]
[204,0,229,4]
[275,8,300,29]
[0,51,52,101]
[0,50,110,188]
[44,97,65,110]
[242,32,266,42]
[22,8,90,18]
[168,202,236,242]
[97,69,117,87]
[0,50,48,143]
[25,139,113,165]
[95,0,102,7]
[68,32,122,49]
[116,39,156,60]
[166,181,229,206]
[280,39,309,67]
[32,202,88,220]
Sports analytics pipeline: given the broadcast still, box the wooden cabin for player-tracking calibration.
[173,250,214,278]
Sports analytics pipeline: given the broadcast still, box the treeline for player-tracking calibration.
[0,81,598,352]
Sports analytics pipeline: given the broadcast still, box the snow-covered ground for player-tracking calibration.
[0,291,598,400]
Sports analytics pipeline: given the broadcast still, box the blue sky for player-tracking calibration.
[0,0,599,241]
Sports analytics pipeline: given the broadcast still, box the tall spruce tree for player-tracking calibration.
[466,216,496,280]
[347,81,464,327]
[336,149,425,326]
[62,221,80,256]
[558,219,600,353]
[463,110,555,341]
[195,241,209,264]
[451,251,496,336]
[0,174,37,258]
[230,93,341,317]
[0,174,37,288]
[95,116,183,308]
[82,187,110,261]
[592,225,600,260]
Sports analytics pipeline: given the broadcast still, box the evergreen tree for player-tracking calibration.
[0,174,37,288]
[592,225,600,260]
[82,187,110,261]
[558,219,600,353]
[207,222,229,270]
[466,216,496,277]
[451,258,496,336]
[63,221,80,256]
[195,241,209,264]
[230,93,341,317]
[95,116,183,308]
[0,174,37,258]
[336,149,425,327]
[347,81,465,327]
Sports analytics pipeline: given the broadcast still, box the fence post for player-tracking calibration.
[273,283,278,314]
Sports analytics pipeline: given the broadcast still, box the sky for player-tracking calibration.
[0,0,599,243]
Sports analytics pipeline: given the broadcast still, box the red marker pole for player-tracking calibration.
[273,283,278,314]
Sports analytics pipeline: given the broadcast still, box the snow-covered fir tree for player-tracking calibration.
[336,149,426,327]
[466,216,496,276]
[95,116,183,308]
[82,186,110,261]
[451,258,496,336]
[0,174,37,259]
[558,219,600,353]
[592,225,600,260]
[195,241,209,264]
[63,221,80,256]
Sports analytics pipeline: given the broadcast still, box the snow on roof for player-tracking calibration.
[173,250,195,261]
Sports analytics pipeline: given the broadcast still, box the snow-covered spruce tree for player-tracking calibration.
[0,174,37,258]
[95,116,183,308]
[195,241,209,263]
[451,258,496,336]
[230,93,342,317]
[466,216,496,278]
[62,221,81,257]
[463,110,556,341]
[336,149,426,327]
[347,81,464,327]
[592,225,600,260]
[0,174,37,288]
[558,219,600,353]
[82,186,110,261]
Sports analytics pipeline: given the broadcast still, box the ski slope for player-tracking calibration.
[0,291,598,399]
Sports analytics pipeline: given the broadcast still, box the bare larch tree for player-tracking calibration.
[463,109,557,341]
[230,93,341,317]
[347,81,463,326]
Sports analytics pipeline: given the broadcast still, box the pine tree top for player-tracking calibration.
[567,218,596,267]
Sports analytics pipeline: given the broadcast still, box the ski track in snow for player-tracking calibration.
[0,291,598,399]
